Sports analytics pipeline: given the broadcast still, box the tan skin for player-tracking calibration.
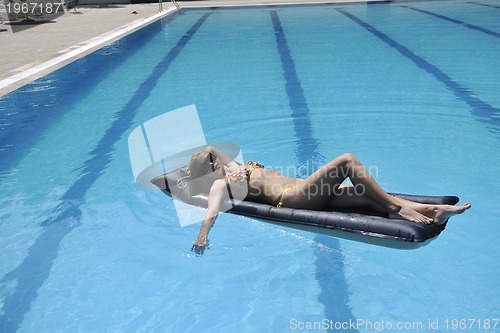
[190,146,471,254]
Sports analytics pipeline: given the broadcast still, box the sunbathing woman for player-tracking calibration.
[186,146,470,254]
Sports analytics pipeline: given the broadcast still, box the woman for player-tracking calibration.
[187,146,470,254]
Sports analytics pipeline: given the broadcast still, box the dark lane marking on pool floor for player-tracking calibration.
[337,8,500,137]
[270,10,360,333]
[0,13,211,333]
[466,1,500,9]
[270,10,322,167]
[401,5,500,39]
[0,21,166,181]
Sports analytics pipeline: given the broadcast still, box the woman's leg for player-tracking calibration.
[324,185,388,216]
[284,153,470,224]
[324,185,471,224]
[284,153,432,223]
[392,196,471,225]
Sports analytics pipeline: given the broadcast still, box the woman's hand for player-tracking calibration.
[191,234,209,255]
[205,145,239,168]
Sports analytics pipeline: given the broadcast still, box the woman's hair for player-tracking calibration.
[188,151,213,178]
[176,151,218,189]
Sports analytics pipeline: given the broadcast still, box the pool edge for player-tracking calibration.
[0,8,178,97]
[0,0,391,97]
[179,0,390,8]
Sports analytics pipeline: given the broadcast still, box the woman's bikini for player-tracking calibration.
[224,161,293,207]
[224,161,264,185]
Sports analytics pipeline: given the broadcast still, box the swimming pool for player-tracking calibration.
[1,1,499,332]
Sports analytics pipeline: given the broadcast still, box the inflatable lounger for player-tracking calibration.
[151,167,459,250]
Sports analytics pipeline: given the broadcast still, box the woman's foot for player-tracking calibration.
[433,202,471,225]
[389,204,434,224]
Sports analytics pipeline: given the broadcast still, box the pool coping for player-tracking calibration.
[0,7,176,97]
[178,0,391,9]
[0,0,389,97]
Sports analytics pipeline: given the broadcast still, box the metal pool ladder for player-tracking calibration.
[159,0,180,12]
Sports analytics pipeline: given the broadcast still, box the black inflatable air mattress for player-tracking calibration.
[151,168,459,249]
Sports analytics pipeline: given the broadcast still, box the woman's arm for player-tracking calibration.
[191,179,227,254]
[205,145,240,168]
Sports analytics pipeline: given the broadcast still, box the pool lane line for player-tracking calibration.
[51,11,210,212]
[270,10,322,167]
[0,8,178,97]
[400,5,500,39]
[0,13,211,332]
[270,11,360,332]
[466,1,500,9]
[0,19,175,183]
[337,8,500,136]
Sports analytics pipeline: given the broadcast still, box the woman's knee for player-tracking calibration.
[338,152,359,165]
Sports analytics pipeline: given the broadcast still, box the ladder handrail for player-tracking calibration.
[159,0,180,12]
[171,0,180,10]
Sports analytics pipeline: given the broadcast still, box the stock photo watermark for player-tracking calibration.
[290,317,499,332]
[0,0,71,33]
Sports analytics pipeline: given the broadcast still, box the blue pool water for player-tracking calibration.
[1,1,499,332]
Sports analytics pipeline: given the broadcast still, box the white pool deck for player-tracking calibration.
[0,0,381,96]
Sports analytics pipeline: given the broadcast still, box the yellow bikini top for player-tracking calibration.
[225,161,264,185]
